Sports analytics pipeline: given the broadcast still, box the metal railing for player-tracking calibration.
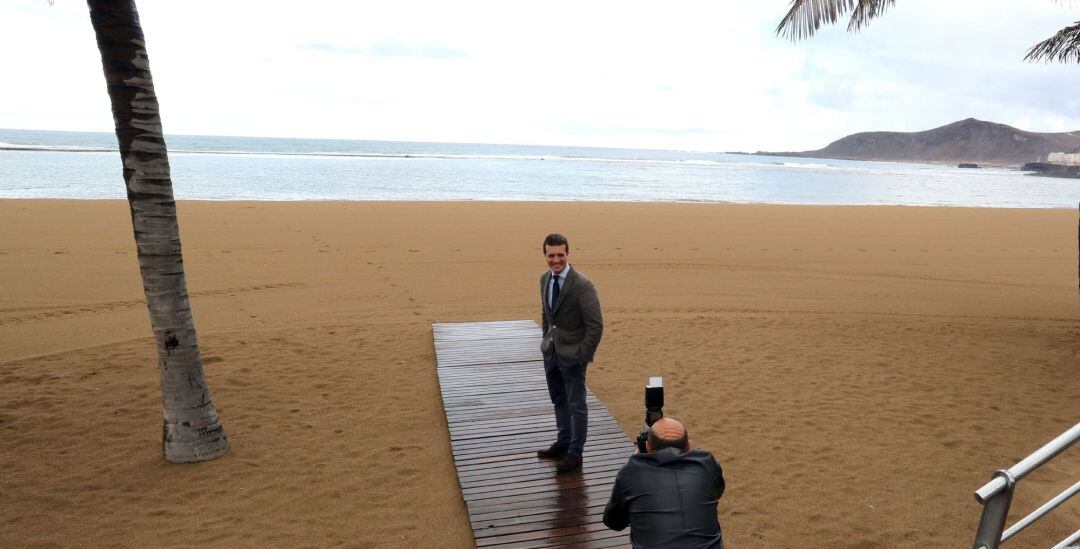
[972,421,1080,548]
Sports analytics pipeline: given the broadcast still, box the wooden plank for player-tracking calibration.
[448,408,617,426]
[465,486,616,520]
[448,414,557,429]
[455,451,633,475]
[462,471,620,498]
[470,502,607,526]
[463,483,616,514]
[436,360,543,372]
[435,347,539,357]
[463,479,618,504]
[455,444,634,474]
[485,529,631,549]
[449,445,629,470]
[434,320,634,547]
[450,432,628,457]
[460,461,626,488]
[442,394,609,409]
[450,431,627,455]
[475,520,620,547]
[439,377,545,389]
[473,510,607,540]
[457,451,631,478]
[440,382,546,394]
[471,502,607,530]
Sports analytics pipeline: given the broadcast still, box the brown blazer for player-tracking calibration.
[540,266,603,365]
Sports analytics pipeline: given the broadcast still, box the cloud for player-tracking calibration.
[297,39,469,60]
[559,123,713,136]
[2,0,1079,151]
[296,42,366,54]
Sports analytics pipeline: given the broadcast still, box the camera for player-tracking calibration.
[635,376,664,453]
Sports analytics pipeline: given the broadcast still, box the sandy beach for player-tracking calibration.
[2,200,1078,548]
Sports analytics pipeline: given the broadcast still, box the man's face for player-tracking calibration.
[545,244,568,274]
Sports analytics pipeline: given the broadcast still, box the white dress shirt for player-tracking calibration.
[548,264,571,309]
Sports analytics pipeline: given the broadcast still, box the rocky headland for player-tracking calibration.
[761,118,1080,167]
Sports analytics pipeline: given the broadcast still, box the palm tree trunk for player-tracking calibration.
[87,0,228,463]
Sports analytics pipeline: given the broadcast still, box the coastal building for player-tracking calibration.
[1025,152,1080,178]
[1047,152,1080,166]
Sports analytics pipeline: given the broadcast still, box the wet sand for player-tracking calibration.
[2,200,1078,547]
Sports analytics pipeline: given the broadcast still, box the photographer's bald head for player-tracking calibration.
[604,416,725,546]
[645,417,691,453]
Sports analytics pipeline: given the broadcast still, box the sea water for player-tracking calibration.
[1,128,1076,208]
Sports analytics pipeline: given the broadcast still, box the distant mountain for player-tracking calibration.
[762,118,1080,166]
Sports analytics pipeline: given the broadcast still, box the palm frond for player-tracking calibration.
[847,0,895,33]
[777,0,854,40]
[1025,21,1080,63]
[777,0,893,40]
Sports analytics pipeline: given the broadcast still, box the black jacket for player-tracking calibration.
[603,448,725,549]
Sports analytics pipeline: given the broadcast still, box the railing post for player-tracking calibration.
[973,470,1017,549]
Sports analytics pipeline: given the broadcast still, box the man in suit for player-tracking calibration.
[537,233,603,473]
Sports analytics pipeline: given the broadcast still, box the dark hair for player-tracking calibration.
[542,233,570,253]
[648,426,690,452]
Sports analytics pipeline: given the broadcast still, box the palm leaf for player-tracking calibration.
[847,0,895,33]
[776,0,893,40]
[1025,21,1080,63]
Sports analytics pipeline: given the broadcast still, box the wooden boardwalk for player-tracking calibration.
[434,320,634,548]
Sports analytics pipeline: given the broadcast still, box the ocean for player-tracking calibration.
[1,128,1076,208]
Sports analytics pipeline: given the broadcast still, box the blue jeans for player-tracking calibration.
[544,355,588,456]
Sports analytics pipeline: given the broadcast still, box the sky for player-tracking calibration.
[1,0,1078,152]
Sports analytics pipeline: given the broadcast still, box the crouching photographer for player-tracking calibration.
[603,380,726,548]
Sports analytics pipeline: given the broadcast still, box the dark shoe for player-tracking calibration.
[556,454,583,473]
[537,443,568,460]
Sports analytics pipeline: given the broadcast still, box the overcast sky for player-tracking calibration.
[1,0,1078,151]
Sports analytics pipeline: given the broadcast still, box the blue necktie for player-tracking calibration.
[551,275,560,310]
